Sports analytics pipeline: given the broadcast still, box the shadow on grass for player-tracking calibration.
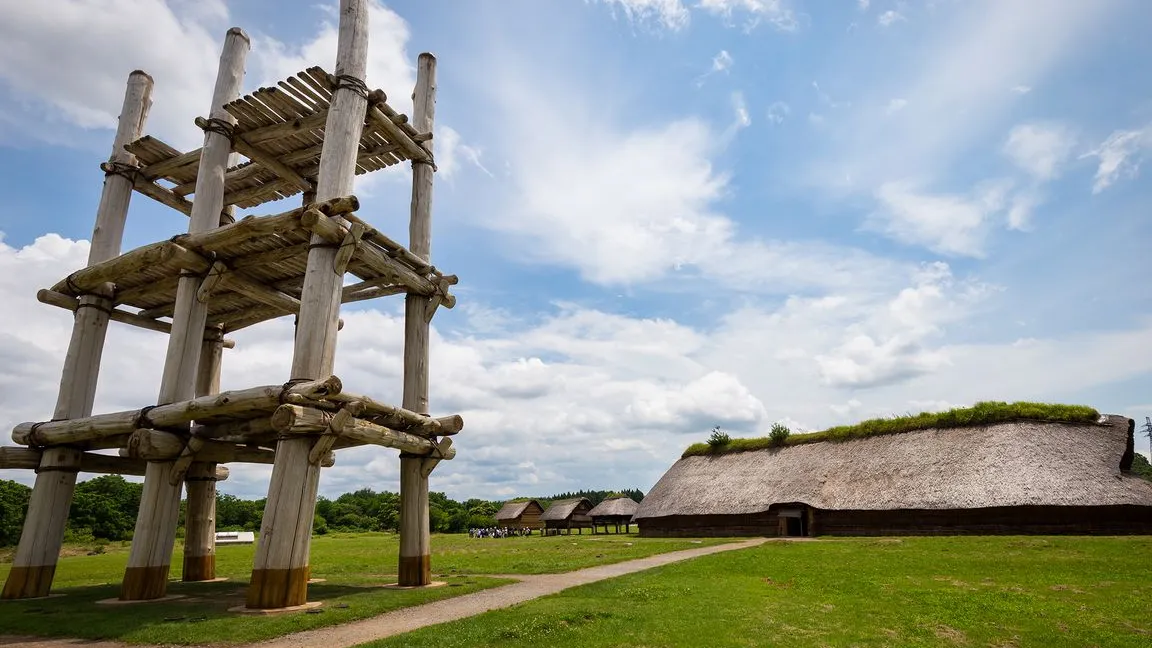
[0,575,512,646]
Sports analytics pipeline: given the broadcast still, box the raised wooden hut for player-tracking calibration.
[635,415,1152,537]
[494,499,544,530]
[588,496,640,534]
[540,497,594,535]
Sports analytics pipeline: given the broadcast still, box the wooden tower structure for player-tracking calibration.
[0,0,460,609]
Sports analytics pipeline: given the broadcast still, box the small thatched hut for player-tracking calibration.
[588,496,640,534]
[494,499,544,530]
[540,497,594,535]
[635,415,1152,537]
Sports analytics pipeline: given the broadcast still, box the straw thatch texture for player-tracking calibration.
[540,497,592,522]
[588,496,640,519]
[495,500,541,521]
[635,416,1152,521]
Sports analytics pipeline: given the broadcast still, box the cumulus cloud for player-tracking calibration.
[871,179,1014,257]
[1002,122,1075,181]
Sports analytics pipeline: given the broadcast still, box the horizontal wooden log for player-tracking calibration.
[271,405,453,457]
[176,195,356,250]
[37,289,235,347]
[51,241,206,296]
[300,210,438,296]
[324,392,462,436]
[101,160,196,215]
[123,429,334,467]
[365,104,430,164]
[139,148,202,181]
[12,376,342,447]
[193,416,276,440]
[0,447,229,479]
[216,122,313,193]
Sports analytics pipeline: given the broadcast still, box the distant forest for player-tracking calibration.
[0,476,645,547]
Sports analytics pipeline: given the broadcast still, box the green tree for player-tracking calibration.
[0,480,31,546]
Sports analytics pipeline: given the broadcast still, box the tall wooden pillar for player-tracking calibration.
[246,0,369,610]
[120,28,249,601]
[1,71,153,600]
[398,52,437,587]
[183,332,224,582]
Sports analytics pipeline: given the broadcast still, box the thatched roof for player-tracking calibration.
[635,415,1152,519]
[588,496,640,518]
[540,497,592,521]
[495,499,540,521]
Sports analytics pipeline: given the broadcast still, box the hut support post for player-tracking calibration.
[120,29,248,601]
[398,52,437,588]
[183,333,224,582]
[1,71,153,600]
[247,0,369,610]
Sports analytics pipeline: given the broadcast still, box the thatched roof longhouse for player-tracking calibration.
[635,415,1152,520]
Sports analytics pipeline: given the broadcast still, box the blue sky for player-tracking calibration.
[1,0,1150,501]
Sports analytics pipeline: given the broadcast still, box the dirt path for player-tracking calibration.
[0,538,769,648]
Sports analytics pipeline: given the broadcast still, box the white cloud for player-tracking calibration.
[767,101,790,124]
[1082,125,1151,193]
[0,0,422,152]
[251,1,415,113]
[858,0,871,11]
[1002,122,1075,181]
[712,49,734,73]
[731,92,751,129]
[872,179,1014,257]
[803,0,1121,194]
[594,0,692,31]
[695,50,734,87]
[697,0,799,32]
[1012,84,1032,94]
[878,10,905,27]
[885,98,908,114]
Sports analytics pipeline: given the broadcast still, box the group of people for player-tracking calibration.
[468,526,532,538]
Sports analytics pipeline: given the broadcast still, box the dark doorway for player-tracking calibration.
[780,507,808,537]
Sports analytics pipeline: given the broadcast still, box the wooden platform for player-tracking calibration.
[11,375,462,458]
[42,196,456,333]
[122,67,432,212]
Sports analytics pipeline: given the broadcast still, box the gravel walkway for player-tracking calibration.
[0,537,768,648]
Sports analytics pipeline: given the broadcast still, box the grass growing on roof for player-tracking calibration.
[683,401,1101,458]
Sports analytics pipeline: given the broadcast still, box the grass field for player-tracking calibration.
[367,536,1152,648]
[0,532,725,644]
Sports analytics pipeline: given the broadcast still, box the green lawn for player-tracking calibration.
[366,536,1152,648]
[0,532,727,644]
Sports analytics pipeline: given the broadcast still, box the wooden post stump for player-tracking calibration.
[247,0,369,610]
[183,333,224,582]
[398,52,437,587]
[1,70,153,601]
[182,462,220,581]
[121,27,249,602]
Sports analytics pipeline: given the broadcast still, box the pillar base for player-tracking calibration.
[182,554,216,582]
[120,565,172,601]
[1,565,57,600]
[245,566,310,610]
[229,601,321,615]
[398,554,431,587]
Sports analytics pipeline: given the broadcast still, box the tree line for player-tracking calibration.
[0,476,645,546]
